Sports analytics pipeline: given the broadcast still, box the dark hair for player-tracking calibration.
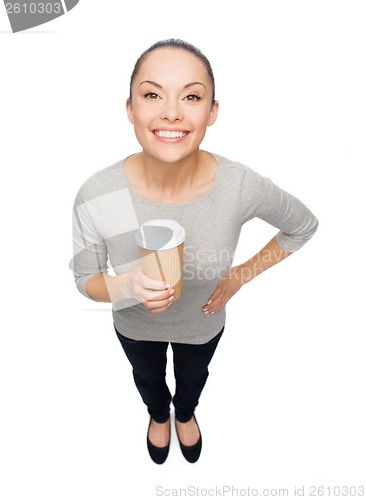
[129,38,216,104]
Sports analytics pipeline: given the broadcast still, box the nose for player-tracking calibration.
[160,98,183,122]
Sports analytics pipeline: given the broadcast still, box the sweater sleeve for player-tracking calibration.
[69,192,108,300]
[241,167,318,252]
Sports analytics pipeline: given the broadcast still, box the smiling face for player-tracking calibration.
[126,48,219,164]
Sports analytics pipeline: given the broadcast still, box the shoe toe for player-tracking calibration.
[147,418,170,465]
[175,414,202,463]
[147,438,170,464]
[179,436,202,463]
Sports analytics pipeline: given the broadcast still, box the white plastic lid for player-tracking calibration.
[135,219,186,250]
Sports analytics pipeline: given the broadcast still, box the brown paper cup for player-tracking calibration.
[135,219,186,300]
[139,243,184,299]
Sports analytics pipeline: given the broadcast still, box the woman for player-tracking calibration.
[70,39,318,464]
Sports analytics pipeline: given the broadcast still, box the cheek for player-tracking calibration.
[191,110,212,134]
[133,110,147,128]
[132,103,156,128]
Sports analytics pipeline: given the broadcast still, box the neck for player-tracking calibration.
[140,150,203,196]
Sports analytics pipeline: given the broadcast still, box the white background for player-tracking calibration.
[1,1,365,499]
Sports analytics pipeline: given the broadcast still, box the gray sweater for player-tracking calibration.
[70,152,318,344]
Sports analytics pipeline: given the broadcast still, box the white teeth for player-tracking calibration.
[154,130,187,138]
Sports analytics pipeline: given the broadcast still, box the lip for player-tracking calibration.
[151,128,190,144]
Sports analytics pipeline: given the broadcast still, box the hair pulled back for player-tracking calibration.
[129,39,216,104]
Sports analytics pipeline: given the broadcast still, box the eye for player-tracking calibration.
[184,94,201,102]
[144,92,160,100]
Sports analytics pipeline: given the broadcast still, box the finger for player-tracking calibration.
[208,285,223,304]
[205,302,226,315]
[150,304,172,314]
[146,288,175,302]
[145,291,175,307]
[202,288,222,310]
[203,295,223,314]
[141,274,171,292]
[144,296,174,311]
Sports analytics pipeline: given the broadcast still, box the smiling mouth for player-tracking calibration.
[153,130,189,139]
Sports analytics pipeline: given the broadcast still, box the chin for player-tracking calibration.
[145,148,198,165]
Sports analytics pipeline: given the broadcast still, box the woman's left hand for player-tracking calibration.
[202,266,244,315]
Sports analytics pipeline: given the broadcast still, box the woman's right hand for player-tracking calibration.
[125,266,175,314]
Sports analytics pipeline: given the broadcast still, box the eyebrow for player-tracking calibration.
[139,80,206,90]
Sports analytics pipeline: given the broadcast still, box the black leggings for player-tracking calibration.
[114,325,224,423]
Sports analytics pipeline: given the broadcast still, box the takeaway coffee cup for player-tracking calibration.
[135,219,186,300]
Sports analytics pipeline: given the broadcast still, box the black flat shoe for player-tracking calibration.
[175,414,202,463]
[147,417,170,464]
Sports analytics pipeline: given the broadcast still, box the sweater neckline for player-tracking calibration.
[120,151,220,207]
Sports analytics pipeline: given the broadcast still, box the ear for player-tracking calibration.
[126,98,134,124]
[207,100,219,126]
